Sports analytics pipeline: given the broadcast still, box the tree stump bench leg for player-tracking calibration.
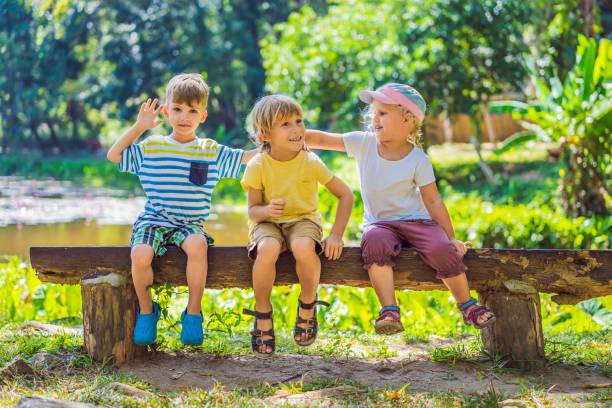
[80,272,147,365]
[479,289,546,369]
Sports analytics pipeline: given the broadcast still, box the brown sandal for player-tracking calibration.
[458,298,496,329]
[374,305,405,335]
[293,298,329,347]
[243,308,275,358]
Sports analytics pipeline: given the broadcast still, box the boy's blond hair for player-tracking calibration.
[247,94,303,152]
[165,73,209,109]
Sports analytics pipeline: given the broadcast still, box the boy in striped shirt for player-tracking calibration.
[107,73,255,346]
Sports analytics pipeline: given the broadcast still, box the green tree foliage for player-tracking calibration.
[0,0,98,152]
[263,0,533,130]
[0,0,318,151]
[0,0,594,152]
[490,36,611,217]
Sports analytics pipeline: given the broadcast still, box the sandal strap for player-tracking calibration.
[298,298,330,309]
[243,308,273,319]
[458,298,478,311]
[253,337,275,346]
[294,325,316,335]
[246,308,276,354]
[380,305,400,314]
[294,296,327,344]
[377,309,401,322]
[462,304,495,329]
[251,328,275,337]
[296,316,316,324]
[465,305,488,319]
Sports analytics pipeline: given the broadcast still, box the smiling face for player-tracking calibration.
[262,113,305,153]
[247,94,305,156]
[370,100,416,144]
[164,99,207,138]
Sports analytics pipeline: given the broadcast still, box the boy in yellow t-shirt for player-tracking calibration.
[241,95,354,358]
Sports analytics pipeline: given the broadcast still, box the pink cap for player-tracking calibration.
[358,83,426,121]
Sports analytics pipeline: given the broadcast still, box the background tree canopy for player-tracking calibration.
[1,0,598,151]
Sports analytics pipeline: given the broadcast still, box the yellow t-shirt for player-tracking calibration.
[241,150,334,225]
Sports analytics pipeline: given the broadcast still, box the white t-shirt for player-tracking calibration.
[343,131,436,226]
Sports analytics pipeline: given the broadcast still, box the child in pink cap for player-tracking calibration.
[306,83,496,334]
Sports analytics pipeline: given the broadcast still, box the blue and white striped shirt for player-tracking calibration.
[119,135,244,229]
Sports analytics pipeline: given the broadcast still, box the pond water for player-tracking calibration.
[0,177,249,258]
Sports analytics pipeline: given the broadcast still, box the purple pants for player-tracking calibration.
[361,219,466,279]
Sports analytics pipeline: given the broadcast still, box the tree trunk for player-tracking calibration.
[479,103,497,143]
[580,0,595,37]
[46,120,63,154]
[29,121,43,151]
[561,145,609,217]
[479,290,545,369]
[67,99,82,146]
[80,271,147,365]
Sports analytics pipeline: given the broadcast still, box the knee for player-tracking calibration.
[290,237,316,260]
[256,238,281,263]
[421,241,464,273]
[182,235,208,258]
[131,245,154,268]
[425,241,456,260]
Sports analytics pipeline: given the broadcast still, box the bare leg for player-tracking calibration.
[368,263,397,312]
[180,234,208,315]
[442,273,493,325]
[131,244,155,313]
[290,237,321,342]
[252,238,281,354]
[360,224,402,321]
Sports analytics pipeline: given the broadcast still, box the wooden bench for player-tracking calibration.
[30,247,611,367]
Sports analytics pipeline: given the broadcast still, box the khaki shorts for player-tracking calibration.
[247,219,323,260]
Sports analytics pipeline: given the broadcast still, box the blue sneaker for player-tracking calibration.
[180,310,204,345]
[133,302,160,345]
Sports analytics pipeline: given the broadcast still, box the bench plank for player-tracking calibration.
[30,247,611,303]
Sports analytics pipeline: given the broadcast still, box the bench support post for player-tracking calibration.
[81,272,147,365]
[479,289,546,369]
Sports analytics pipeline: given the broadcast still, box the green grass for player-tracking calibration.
[0,257,82,324]
[1,318,610,407]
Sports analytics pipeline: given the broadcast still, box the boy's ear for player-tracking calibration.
[162,104,169,117]
[200,110,208,124]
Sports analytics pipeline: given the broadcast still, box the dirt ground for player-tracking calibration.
[119,342,610,400]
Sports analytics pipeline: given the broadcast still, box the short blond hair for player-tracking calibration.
[247,94,303,152]
[165,73,209,109]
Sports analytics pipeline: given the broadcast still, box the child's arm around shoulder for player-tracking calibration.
[241,149,259,165]
[305,129,346,152]
[107,98,163,163]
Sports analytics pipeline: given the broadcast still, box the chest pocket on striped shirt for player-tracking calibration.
[189,162,209,186]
